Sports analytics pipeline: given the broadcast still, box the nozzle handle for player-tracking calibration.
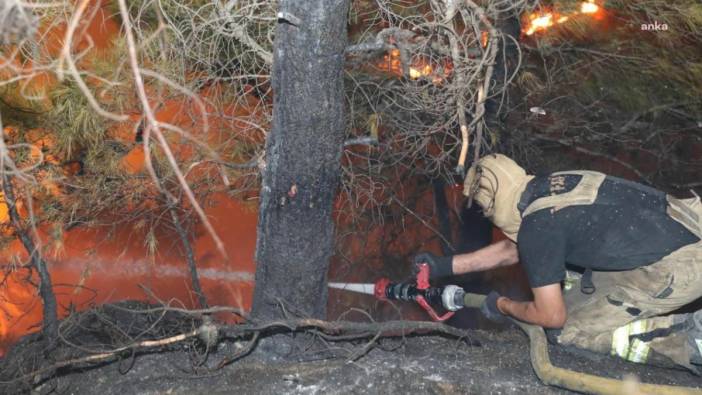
[416,295,455,322]
[416,262,431,290]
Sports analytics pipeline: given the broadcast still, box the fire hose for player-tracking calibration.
[329,263,702,395]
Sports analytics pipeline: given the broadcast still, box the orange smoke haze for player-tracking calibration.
[0,93,262,354]
[0,1,260,355]
[0,195,257,355]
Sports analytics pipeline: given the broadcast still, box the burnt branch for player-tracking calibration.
[0,172,58,349]
[3,316,476,386]
[532,133,654,185]
[169,205,208,309]
[343,136,378,147]
[228,318,475,339]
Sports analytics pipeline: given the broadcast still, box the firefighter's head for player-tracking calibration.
[463,154,533,242]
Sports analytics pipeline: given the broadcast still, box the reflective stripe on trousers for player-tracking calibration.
[611,320,651,363]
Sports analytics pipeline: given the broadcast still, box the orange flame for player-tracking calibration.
[480,31,489,48]
[377,48,447,83]
[523,1,602,36]
[581,1,599,14]
[409,64,433,79]
[525,13,555,36]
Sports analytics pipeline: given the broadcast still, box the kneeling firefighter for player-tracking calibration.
[415,154,702,371]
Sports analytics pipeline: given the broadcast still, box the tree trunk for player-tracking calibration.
[251,0,350,321]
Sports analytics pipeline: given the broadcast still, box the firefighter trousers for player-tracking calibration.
[557,195,702,370]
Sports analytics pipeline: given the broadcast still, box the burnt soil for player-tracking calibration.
[1,302,700,395]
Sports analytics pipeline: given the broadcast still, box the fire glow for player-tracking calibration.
[409,64,433,80]
[0,3,261,356]
[523,1,601,36]
[378,49,446,84]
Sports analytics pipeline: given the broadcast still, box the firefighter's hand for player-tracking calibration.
[480,291,509,323]
[413,252,453,279]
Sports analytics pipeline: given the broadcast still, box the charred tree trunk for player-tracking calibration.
[1,173,58,348]
[251,0,350,321]
[487,12,521,136]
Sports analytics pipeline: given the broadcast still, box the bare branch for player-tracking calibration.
[0,0,37,45]
[116,0,228,259]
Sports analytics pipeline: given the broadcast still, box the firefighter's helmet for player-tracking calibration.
[463,154,533,242]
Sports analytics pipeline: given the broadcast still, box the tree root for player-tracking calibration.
[0,317,477,386]
[4,305,702,395]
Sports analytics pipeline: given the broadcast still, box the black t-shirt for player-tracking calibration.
[517,174,700,288]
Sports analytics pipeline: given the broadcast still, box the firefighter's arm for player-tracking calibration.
[497,283,567,328]
[452,239,519,274]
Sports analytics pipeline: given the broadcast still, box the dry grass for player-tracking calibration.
[512,0,702,189]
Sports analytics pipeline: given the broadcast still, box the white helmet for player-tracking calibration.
[463,154,533,242]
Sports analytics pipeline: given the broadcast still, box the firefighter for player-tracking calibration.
[415,154,702,370]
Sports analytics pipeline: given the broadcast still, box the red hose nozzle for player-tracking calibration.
[374,278,391,300]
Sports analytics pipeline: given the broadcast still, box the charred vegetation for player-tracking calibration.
[0,0,700,393]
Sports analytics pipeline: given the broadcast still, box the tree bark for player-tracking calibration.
[486,13,521,125]
[251,0,350,321]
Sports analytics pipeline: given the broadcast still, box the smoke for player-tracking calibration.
[0,0,37,45]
